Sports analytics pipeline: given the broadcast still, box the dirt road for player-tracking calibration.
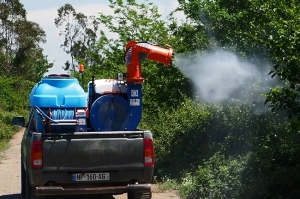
[0,129,180,199]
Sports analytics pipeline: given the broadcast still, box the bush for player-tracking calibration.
[179,153,250,199]
[0,108,20,140]
[140,96,214,177]
[140,92,294,199]
[140,95,287,180]
[0,77,32,143]
[0,77,34,112]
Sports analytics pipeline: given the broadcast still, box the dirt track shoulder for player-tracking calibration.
[0,128,23,195]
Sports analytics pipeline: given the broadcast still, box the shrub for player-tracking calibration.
[0,77,32,143]
[0,109,20,140]
[140,95,287,180]
[179,153,250,199]
[0,77,34,112]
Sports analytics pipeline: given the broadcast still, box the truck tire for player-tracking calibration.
[127,192,152,199]
[99,194,115,199]
[25,172,36,199]
[21,163,26,198]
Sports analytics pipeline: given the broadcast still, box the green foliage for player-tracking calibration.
[0,108,19,140]
[0,77,31,147]
[55,3,100,72]
[0,0,52,79]
[240,118,300,199]
[140,96,212,175]
[179,153,249,199]
[140,95,290,198]
[98,0,170,47]
[176,0,300,119]
[95,0,173,75]
[154,177,180,193]
[164,2,300,196]
[184,121,297,199]
[0,1,51,153]
[0,77,34,112]
[68,0,192,110]
[141,62,192,112]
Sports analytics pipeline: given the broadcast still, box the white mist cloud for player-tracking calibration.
[175,49,275,103]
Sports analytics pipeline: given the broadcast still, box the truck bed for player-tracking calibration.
[43,131,144,170]
[26,130,154,195]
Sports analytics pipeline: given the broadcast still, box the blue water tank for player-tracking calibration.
[29,75,87,132]
[30,75,87,108]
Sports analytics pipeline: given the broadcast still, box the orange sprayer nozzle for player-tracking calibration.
[124,41,175,84]
[147,45,174,67]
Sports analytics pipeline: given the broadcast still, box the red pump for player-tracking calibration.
[124,40,174,84]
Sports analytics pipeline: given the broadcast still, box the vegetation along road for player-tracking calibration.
[0,129,180,199]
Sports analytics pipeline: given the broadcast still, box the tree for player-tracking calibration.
[175,0,300,119]
[92,0,172,76]
[55,3,99,72]
[0,0,51,80]
[92,0,193,111]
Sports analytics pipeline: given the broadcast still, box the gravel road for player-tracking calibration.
[0,128,181,199]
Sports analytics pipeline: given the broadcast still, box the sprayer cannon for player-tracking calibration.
[124,40,175,84]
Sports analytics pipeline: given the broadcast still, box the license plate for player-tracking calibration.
[72,173,110,181]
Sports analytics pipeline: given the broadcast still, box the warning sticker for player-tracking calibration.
[131,90,138,97]
[130,99,140,106]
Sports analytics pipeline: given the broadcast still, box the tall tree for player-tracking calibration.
[0,0,51,80]
[54,3,99,72]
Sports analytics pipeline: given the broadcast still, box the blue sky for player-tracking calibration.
[20,0,181,75]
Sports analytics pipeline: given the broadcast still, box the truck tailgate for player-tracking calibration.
[42,131,145,171]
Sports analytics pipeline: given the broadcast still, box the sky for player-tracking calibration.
[20,0,182,75]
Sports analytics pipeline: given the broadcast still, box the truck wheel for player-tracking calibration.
[127,192,152,199]
[25,172,36,199]
[99,194,114,199]
[21,163,26,198]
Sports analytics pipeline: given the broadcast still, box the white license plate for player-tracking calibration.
[72,173,110,181]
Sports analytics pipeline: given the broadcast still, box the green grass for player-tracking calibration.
[0,139,10,160]
[0,108,24,159]
[0,139,9,150]
[152,176,181,193]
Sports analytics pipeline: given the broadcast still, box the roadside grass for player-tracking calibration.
[0,139,10,160]
[153,176,181,193]
[0,108,23,157]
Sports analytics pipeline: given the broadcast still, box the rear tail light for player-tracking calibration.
[144,138,154,167]
[31,141,43,169]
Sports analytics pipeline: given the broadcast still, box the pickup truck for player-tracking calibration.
[11,40,175,199]
[13,113,154,199]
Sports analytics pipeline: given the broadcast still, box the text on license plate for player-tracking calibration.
[72,173,110,181]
